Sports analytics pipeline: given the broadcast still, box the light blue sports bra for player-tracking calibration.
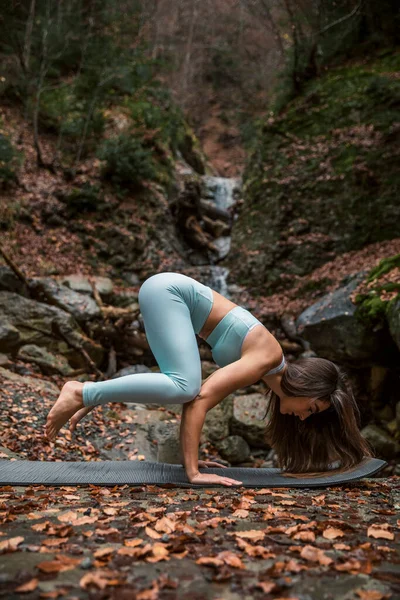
[264,354,286,376]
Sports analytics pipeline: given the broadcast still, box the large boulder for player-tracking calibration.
[202,395,233,443]
[0,291,104,368]
[361,424,400,460]
[216,435,251,464]
[0,319,20,352]
[0,265,28,295]
[17,344,74,376]
[230,393,270,449]
[296,275,397,365]
[29,278,101,322]
[58,274,114,299]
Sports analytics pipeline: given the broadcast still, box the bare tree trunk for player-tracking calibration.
[151,0,160,59]
[32,0,56,172]
[23,0,36,73]
[283,0,302,93]
[180,0,199,107]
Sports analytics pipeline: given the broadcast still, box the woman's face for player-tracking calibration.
[279,395,330,421]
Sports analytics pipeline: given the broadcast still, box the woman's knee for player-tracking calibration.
[174,380,202,404]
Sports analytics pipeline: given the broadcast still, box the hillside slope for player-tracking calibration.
[227,49,400,295]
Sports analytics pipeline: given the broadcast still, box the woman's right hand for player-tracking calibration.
[188,472,242,487]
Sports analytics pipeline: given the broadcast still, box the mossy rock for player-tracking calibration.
[354,253,400,329]
[227,50,400,294]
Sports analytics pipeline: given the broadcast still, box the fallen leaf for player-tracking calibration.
[14,578,38,592]
[300,545,333,566]
[367,524,394,540]
[323,527,345,539]
[93,547,115,558]
[0,536,24,552]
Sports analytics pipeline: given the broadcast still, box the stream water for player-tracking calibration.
[199,175,241,298]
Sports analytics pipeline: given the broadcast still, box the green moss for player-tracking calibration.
[354,254,400,328]
[228,49,400,294]
[366,253,400,282]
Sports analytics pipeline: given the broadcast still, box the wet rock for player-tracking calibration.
[80,557,93,569]
[216,435,250,464]
[361,424,400,459]
[59,274,114,300]
[0,353,10,366]
[0,319,20,352]
[296,274,397,365]
[200,360,218,379]
[0,265,28,295]
[231,393,270,449]
[145,420,181,464]
[17,344,74,376]
[29,278,101,322]
[122,272,141,286]
[112,364,152,378]
[0,291,104,369]
[156,426,181,464]
[202,395,233,443]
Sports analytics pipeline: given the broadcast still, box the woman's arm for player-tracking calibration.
[180,355,271,479]
[180,399,207,480]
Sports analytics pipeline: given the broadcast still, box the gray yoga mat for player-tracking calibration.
[0,457,386,488]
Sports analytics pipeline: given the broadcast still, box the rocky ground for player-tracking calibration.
[0,373,399,600]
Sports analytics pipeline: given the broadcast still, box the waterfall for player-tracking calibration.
[200,176,241,297]
[203,176,240,210]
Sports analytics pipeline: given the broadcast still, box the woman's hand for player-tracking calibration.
[198,460,227,469]
[188,472,242,487]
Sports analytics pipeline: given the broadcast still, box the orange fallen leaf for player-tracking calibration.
[146,542,169,563]
[293,531,315,542]
[103,507,118,516]
[93,547,115,558]
[154,516,175,534]
[72,516,98,526]
[256,581,276,593]
[367,524,394,540]
[31,521,50,532]
[0,536,24,552]
[355,589,391,600]
[335,558,362,573]
[37,555,81,573]
[196,556,224,567]
[323,527,345,539]
[300,545,333,566]
[57,511,77,523]
[145,526,162,539]
[14,578,38,592]
[80,572,109,590]
[232,509,249,518]
[217,550,245,569]
[333,543,351,550]
[124,538,143,547]
[232,530,265,542]
[41,537,69,547]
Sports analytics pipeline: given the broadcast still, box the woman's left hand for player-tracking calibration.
[198,460,227,469]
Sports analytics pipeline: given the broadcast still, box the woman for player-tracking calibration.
[45,272,372,486]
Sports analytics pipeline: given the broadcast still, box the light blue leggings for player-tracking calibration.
[82,272,214,407]
[82,271,286,407]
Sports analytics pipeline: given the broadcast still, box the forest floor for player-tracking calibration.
[0,375,398,600]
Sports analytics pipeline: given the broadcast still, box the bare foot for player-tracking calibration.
[70,405,95,433]
[45,381,85,441]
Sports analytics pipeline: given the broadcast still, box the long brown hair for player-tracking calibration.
[263,357,374,478]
